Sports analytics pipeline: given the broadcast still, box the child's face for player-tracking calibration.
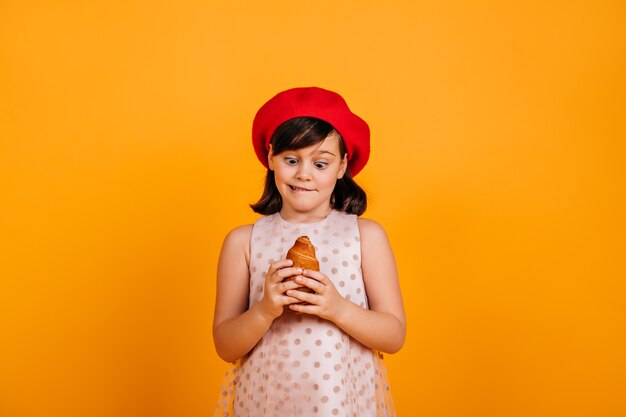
[268,132,347,217]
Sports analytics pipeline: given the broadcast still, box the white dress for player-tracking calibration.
[215,210,395,417]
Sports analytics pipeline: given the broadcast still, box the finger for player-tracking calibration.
[276,280,305,294]
[267,259,294,274]
[269,266,303,283]
[289,302,317,314]
[302,269,331,285]
[280,295,302,305]
[286,289,318,304]
[293,276,325,293]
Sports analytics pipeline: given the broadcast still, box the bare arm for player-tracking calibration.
[212,225,303,363]
[287,218,406,353]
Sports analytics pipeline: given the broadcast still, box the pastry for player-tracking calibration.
[285,236,319,293]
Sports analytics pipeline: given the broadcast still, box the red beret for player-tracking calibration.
[252,87,370,176]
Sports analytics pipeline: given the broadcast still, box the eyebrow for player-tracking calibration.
[284,148,337,157]
[315,150,336,157]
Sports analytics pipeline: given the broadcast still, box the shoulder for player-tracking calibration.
[224,224,253,242]
[221,224,253,262]
[357,217,393,255]
[223,224,254,248]
[357,217,389,240]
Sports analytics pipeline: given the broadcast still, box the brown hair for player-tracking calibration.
[250,117,367,215]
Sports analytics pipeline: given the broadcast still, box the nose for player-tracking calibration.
[296,162,312,180]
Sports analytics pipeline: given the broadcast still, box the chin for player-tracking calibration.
[289,203,317,213]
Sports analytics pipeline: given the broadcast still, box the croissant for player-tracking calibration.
[284,236,319,294]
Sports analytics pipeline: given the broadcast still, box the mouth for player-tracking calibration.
[289,185,314,192]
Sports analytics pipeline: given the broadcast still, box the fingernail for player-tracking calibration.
[296,277,302,282]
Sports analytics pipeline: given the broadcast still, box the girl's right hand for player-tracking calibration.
[258,259,304,320]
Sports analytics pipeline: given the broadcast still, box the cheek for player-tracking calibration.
[320,173,340,188]
[273,167,292,184]
[274,173,286,186]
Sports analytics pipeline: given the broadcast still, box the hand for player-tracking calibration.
[257,259,304,320]
[286,269,349,322]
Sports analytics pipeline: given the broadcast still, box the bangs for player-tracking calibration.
[271,117,344,155]
[251,116,365,216]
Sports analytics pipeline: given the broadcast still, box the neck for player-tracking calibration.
[279,206,333,224]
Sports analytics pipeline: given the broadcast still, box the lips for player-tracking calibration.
[289,185,314,192]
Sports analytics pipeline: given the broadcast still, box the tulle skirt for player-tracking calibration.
[213,350,396,417]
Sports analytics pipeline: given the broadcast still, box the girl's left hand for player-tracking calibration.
[286,269,349,322]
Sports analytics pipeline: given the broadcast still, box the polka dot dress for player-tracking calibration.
[214,210,396,417]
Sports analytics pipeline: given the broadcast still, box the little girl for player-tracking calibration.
[213,87,405,417]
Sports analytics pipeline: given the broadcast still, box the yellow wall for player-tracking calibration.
[1,1,624,416]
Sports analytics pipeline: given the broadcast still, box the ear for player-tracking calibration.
[267,144,274,171]
[337,154,348,179]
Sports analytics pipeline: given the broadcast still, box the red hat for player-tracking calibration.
[252,87,370,176]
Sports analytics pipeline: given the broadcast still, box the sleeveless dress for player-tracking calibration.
[214,210,395,417]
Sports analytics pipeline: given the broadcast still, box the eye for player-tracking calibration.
[285,157,298,165]
[314,161,328,169]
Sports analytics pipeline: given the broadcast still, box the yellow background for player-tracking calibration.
[1,1,625,416]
